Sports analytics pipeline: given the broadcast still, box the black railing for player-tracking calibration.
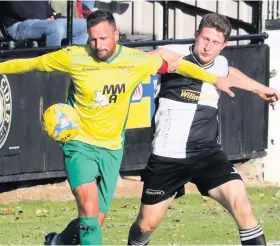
[121,33,269,47]
[256,1,263,33]
[267,0,280,20]
[265,0,280,30]
[66,0,74,45]
[0,32,269,59]
[162,1,169,40]
[0,0,265,51]
[154,0,263,39]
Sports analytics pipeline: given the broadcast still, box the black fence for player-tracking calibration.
[62,1,264,44]
[157,1,263,39]
[0,40,270,182]
[122,44,270,171]
[219,44,269,160]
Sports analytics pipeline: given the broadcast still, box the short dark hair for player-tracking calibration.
[87,10,116,29]
[197,13,232,41]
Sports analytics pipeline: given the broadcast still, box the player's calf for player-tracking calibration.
[128,221,151,245]
[128,208,165,245]
[128,193,175,245]
[74,180,102,245]
[232,199,258,229]
[209,179,266,245]
[230,195,266,245]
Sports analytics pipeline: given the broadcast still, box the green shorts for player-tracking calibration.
[61,140,124,213]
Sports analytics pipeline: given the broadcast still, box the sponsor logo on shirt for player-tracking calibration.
[118,65,135,72]
[181,89,218,102]
[131,83,143,103]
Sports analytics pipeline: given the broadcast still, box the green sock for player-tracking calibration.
[80,216,103,245]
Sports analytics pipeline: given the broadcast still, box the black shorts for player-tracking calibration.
[141,149,242,205]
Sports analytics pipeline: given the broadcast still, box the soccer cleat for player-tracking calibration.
[44,232,59,245]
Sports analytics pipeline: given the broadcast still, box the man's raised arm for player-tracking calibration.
[225,66,279,102]
[0,57,46,74]
[175,59,217,84]
[149,48,236,97]
[149,48,280,100]
[0,47,72,75]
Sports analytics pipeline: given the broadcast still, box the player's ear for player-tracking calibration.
[115,28,120,42]
[222,40,228,49]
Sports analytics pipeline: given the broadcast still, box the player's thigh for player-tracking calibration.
[97,147,124,214]
[141,154,189,206]
[74,179,99,216]
[62,140,100,192]
[191,150,253,216]
[208,179,258,229]
[192,150,242,198]
[208,179,252,216]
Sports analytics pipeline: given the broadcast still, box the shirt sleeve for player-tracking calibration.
[175,59,217,84]
[145,54,217,84]
[41,47,72,73]
[221,56,229,77]
[0,57,46,74]
[0,47,72,75]
[146,54,164,76]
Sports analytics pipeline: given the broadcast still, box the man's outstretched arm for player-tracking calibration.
[150,48,279,100]
[175,59,217,84]
[215,66,279,102]
[150,47,235,91]
[0,57,46,74]
[150,48,218,83]
[0,48,71,74]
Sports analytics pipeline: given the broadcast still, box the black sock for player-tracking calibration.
[128,223,150,245]
[239,224,266,245]
[59,218,80,245]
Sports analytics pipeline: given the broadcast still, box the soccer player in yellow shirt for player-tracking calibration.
[0,10,276,246]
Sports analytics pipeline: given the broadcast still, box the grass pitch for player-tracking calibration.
[0,187,279,245]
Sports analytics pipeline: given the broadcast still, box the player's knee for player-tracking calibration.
[75,190,99,216]
[138,218,159,234]
[79,200,99,216]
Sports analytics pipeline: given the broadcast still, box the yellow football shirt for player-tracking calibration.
[6,45,163,150]
[44,44,163,150]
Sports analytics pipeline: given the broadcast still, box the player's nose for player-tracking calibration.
[96,40,103,50]
[204,42,211,51]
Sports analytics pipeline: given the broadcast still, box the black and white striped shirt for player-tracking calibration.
[152,45,229,159]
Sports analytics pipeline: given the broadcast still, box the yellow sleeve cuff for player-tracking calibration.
[175,59,217,84]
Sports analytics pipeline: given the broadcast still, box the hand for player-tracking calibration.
[215,76,235,98]
[161,50,182,73]
[47,16,55,20]
[254,86,279,102]
[215,75,280,104]
[255,86,279,110]
[149,48,183,73]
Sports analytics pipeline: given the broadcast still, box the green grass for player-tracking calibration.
[0,187,280,245]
